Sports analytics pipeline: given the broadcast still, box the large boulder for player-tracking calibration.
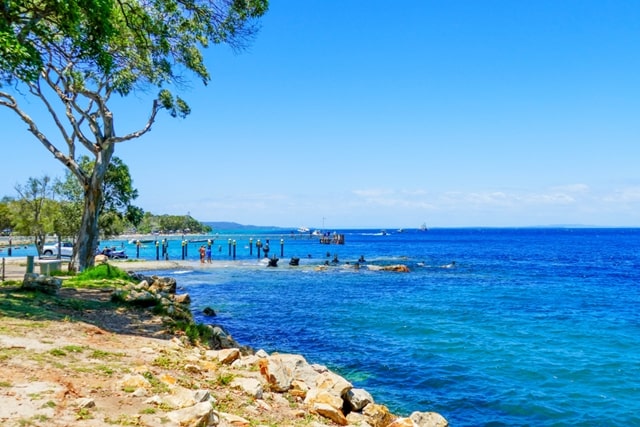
[410,411,449,427]
[21,273,62,295]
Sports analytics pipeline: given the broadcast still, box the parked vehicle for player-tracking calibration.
[99,246,128,259]
[42,242,74,257]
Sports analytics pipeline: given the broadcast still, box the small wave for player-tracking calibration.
[171,270,193,275]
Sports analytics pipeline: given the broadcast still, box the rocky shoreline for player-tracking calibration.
[1,262,449,426]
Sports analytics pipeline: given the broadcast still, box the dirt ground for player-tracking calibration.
[0,272,333,427]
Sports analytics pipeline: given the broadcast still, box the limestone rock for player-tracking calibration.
[362,403,396,427]
[194,389,212,403]
[231,377,263,399]
[410,411,449,427]
[290,379,310,399]
[346,411,373,426]
[380,264,410,272]
[313,402,348,425]
[219,411,250,426]
[305,389,343,410]
[21,273,62,295]
[218,348,241,364]
[173,293,191,304]
[346,387,374,411]
[166,401,217,427]
[120,374,151,391]
[388,418,418,427]
[314,370,352,397]
[74,397,95,409]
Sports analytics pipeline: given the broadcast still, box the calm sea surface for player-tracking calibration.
[113,228,639,425]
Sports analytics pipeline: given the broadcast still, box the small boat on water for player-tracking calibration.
[297,226,310,233]
[128,238,155,244]
[419,223,428,232]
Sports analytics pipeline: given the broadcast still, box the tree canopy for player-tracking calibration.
[0,0,268,270]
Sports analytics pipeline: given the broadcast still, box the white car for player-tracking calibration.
[42,242,74,257]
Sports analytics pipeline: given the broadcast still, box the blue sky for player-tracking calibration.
[2,1,640,228]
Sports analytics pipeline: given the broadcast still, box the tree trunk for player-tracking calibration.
[72,186,102,271]
[71,146,113,271]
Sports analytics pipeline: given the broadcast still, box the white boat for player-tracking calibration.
[128,238,156,244]
[297,227,310,233]
[420,223,428,231]
[311,229,323,236]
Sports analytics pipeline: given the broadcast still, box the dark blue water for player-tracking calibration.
[122,228,640,426]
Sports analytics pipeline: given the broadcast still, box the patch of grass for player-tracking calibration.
[90,349,124,360]
[0,289,66,321]
[176,375,198,390]
[31,414,50,422]
[65,264,135,288]
[216,372,235,386]
[0,287,119,322]
[49,269,68,277]
[142,371,170,394]
[0,280,21,287]
[76,407,93,420]
[152,355,180,370]
[49,348,67,357]
[63,345,85,353]
[166,320,213,346]
[139,407,156,415]
[104,414,144,425]
[0,380,12,387]
[42,400,56,409]
[95,365,115,376]
[157,402,175,412]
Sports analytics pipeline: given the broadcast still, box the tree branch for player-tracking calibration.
[111,99,161,143]
[0,90,87,186]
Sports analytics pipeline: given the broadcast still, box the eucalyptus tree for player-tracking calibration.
[0,0,268,270]
[55,156,144,238]
[0,197,15,233]
[12,176,56,255]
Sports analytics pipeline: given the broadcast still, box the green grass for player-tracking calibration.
[63,345,85,353]
[90,349,124,360]
[166,321,212,346]
[95,365,116,376]
[64,263,135,288]
[0,282,129,323]
[0,290,67,321]
[142,371,170,394]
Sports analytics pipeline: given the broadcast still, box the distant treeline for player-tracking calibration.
[135,213,212,235]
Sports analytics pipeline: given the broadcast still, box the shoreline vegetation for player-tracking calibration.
[0,258,449,427]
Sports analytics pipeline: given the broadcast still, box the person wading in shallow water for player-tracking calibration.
[199,245,206,263]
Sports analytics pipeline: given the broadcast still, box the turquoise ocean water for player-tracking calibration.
[103,228,638,425]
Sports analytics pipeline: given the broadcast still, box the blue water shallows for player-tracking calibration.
[141,228,640,426]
